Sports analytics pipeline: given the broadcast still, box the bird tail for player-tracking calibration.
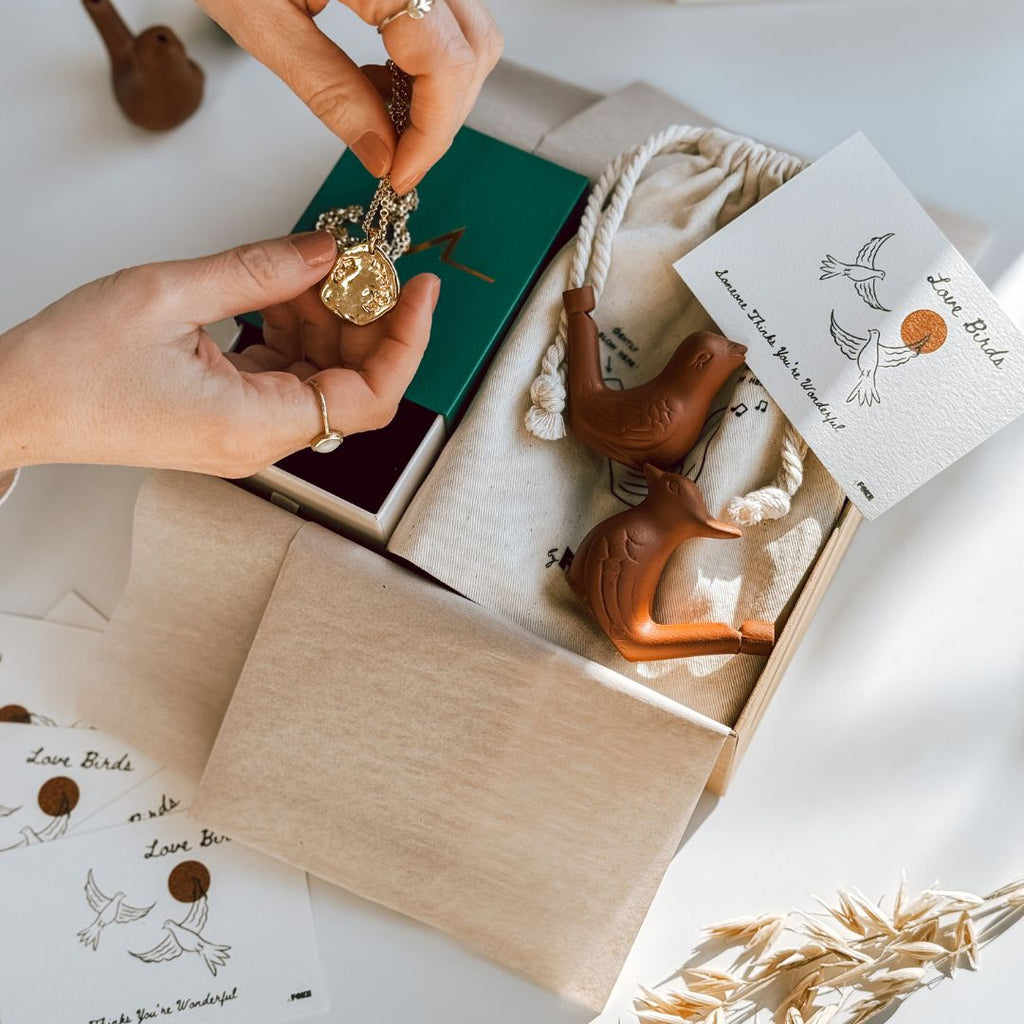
[197,937,232,976]
[847,371,880,407]
[77,922,103,951]
[819,254,844,280]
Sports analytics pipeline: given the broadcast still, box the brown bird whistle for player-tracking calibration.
[568,464,775,661]
[83,0,204,131]
[564,286,746,469]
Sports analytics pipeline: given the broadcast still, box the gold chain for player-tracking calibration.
[316,61,419,261]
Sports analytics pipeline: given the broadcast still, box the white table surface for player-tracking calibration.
[2,1,1024,1022]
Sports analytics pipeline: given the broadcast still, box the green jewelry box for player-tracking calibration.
[235,127,587,544]
[291,126,588,425]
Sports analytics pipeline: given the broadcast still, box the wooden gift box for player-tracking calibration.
[80,471,857,1013]
[81,63,987,1012]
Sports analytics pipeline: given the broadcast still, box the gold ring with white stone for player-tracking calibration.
[377,0,434,34]
[305,378,344,454]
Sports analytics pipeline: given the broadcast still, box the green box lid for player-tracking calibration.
[244,127,588,424]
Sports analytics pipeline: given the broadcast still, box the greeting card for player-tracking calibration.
[675,134,1024,517]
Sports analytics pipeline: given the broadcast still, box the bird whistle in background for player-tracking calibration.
[567,465,775,662]
[563,286,747,470]
[82,0,204,131]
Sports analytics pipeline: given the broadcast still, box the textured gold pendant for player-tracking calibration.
[320,241,399,325]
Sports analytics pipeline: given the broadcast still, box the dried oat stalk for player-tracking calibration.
[634,875,1024,1024]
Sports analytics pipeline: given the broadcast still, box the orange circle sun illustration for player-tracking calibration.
[37,776,80,817]
[901,309,947,354]
[169,860,211,903]
[0,704,31,724]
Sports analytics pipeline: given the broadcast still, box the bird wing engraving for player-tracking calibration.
[36,811,71,842]
[829,312,866,361]
[854,277,890,312]
[116,897,156,924]
[131,931,183,965]
[84,869,109,914]
[595,531,643,635]
[181,892,209,934]
[616,396,675,446]
[878,342,919,369]
[856,232,893,268]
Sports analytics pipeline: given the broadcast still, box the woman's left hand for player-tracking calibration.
[0,232,439,478]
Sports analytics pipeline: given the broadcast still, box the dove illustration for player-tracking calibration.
[0,808,71,851]
[829,311,922,407]
[820,232,893,312]
[77,869,154,950]
[131,894,231,976]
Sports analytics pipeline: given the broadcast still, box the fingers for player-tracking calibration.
[356,0,502,192]
[200,0,397,176]
[314,272,440,433]
[225,273,439,469]
[157,233,337,327]
[444,0,503,122]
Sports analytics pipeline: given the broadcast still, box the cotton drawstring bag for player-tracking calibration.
[388,126,847,727]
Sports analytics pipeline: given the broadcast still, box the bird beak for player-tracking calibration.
[642,463,665,485]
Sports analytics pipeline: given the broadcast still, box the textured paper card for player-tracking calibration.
[0,613,100,726]
[0,726,160,853]
[0,816,326,1024]
[674,133,1024,518]
[81,768,196,833]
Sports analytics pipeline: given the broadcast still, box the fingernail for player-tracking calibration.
[291,231,337,268]
[351,131,392,178]
[429,274,441,310]
[393,170,424,196]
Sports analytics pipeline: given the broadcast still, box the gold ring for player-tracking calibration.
[377,0,434,33]
[305,378,344,454]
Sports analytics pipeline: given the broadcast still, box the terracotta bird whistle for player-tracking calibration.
[567,464,775,662]
[564,286,747,469]
[83,0,205,131]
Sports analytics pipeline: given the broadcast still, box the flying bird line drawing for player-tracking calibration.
[820,232,894,312]
[829,310,924,407]
[0,804,72,851]
[130,890,232,976]
[0,804,21,818]
[77,869,154,950]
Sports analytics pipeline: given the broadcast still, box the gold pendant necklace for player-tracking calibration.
[316,61,418,326]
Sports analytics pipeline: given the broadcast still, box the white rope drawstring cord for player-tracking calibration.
[525,124,706,441]
[524,123,809,525]
[726,423,807,525]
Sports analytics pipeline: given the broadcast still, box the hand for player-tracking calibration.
[198,0,502,192]
[0,233,439,478]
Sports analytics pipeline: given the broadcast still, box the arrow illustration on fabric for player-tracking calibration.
[131,888,232,976]
[77,869,154,950]
[820,232,893,311]
[829,310,925,407]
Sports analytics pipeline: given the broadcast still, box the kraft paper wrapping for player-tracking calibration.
[77,472,305,774]
[193,523,729,1010]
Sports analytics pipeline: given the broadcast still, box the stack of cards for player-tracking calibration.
[0,596,328,1024]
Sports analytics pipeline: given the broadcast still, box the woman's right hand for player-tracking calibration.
[198,0,503,193]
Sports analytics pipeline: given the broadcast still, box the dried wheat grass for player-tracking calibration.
[633,876,1023,1024]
